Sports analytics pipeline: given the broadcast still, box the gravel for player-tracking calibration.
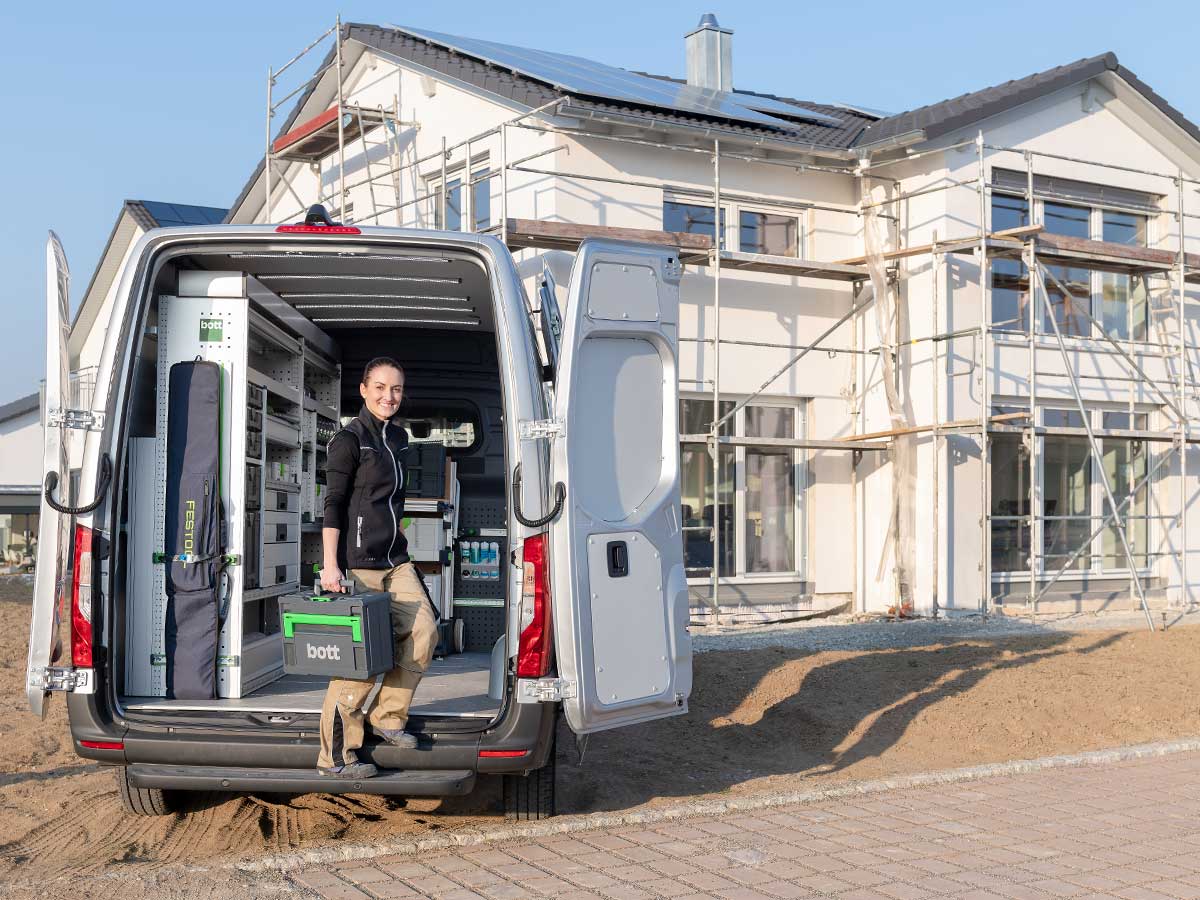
[691,606,1200,654]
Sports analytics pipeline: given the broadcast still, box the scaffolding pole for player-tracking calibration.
[1034,261,1155,630]
[1025,151,1039,615]
[710,138,722,618]
[1179,171,1190,607]
[977,132,992,614]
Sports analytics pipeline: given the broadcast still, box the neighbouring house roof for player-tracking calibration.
[858,52,1200,149]
[0,392,38,426]
[67,198,228,368]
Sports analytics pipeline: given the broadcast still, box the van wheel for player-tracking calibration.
[503,746,556,821]
[116,766,178,816]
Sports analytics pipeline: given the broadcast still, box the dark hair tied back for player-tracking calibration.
[361,356,405,385]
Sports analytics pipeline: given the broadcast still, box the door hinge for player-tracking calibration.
[516,677,577,704]
[29,666,95,694]
[518,418,565,441]
[47,408,106,431]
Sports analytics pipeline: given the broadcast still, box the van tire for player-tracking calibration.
[503,745,556,820]
[116,766,177,816]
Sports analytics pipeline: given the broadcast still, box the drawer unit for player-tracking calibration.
[245,466,262,511]
[265,486,300,514]
[261,562,300,587]
[262,511,300,544]
[243,512,261,590]
[246,407,263,431]
[246,382,266,408]
[266,415,300,447]
[263,541,298,569]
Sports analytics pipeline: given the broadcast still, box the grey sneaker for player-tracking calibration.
[318,761,378,779]
[375,728,418,749]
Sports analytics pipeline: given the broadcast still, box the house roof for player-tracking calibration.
[0,392,38,426]
[226,23,876,220]
[858,52,1200,149]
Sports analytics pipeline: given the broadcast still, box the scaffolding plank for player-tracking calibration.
[503,220,870,281]
[273,105,391,161]
[834,225,1043,266]
[503,218,711,253]
[681,433,890,451]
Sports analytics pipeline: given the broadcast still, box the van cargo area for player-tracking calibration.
[113,243,511,727]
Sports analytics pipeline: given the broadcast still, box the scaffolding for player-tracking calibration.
[261,24,1200,628]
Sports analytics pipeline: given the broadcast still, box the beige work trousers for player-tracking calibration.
[317,562,439,769]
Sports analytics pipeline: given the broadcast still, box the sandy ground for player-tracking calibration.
[2,576,1200,897]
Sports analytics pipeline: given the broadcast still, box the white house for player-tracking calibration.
[19,17,1200,624]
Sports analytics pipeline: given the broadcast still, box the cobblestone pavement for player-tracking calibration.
[288,750,1200,900]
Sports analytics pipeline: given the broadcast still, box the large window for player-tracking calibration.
[679,397,804,580]
[990,194,1149,340]
[990,408,1150,575]
[739,210,799,257]
[664,200,727,249]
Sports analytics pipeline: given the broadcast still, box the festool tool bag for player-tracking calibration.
[164,360,225,699]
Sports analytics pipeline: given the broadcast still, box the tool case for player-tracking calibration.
[279,582,393,679]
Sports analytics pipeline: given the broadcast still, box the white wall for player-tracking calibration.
[0,406,43,488]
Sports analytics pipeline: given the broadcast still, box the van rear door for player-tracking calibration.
[27,233,75,717]
[545,239,692,734]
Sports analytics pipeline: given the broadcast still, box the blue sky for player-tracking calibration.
[0,0,1195,403]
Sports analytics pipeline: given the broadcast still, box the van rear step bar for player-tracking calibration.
[127,764,475,796]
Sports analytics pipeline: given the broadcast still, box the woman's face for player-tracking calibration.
[360,365,404,421]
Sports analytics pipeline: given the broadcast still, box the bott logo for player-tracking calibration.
[306,643,342,661]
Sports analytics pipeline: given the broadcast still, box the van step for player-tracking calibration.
[126,764,475,796]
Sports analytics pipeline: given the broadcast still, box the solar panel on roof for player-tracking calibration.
[390,24,840,130]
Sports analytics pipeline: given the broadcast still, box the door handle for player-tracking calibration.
[606,540,629,578]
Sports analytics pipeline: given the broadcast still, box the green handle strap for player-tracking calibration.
[282,612,362,642]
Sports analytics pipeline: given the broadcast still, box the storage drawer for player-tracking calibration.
[246,429,263,458]
[263,511,299,543]
[246,408,263,431]
[262,563,300,588]
[266,415,300,447]
[265,487,299,514]
[263,541,298,569]
[246,382,265,408]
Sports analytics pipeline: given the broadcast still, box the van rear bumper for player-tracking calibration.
[128,763,475,796]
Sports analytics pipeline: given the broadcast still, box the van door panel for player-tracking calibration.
[549,240,692,735]
[27,232,73,717]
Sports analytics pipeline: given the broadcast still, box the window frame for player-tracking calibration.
[664,194,807,257]
[679,394,808,584]
[426,158,492,233]
[989,191,1155,343]
[990,404,1154,582]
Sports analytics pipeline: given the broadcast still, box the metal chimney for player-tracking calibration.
[685,13,733,92]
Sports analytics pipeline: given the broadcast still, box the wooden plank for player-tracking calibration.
[833,225,1044,266]
[834,411,1030,443]
[681,433,890,452]
[504,218,712,253]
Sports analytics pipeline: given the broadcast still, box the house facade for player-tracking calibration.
[46,19,1199,622]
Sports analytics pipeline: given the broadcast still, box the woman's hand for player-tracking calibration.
[320,565,347,593]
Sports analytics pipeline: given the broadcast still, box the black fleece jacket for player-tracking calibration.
[322,405,410,570]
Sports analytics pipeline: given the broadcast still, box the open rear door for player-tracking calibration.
[26,233,72,717]
[548,239,692,734]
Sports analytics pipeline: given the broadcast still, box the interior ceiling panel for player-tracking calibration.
[392,24,839,129]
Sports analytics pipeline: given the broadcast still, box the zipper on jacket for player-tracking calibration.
[356,516,363,549]
[382,420,399,566]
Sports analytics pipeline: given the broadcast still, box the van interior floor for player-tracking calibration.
[121,651,497,716]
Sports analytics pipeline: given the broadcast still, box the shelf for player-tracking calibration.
[245,457,263,466]
[248,367,301,405]
[244,582,298,602]
[452,598,505,608]
[265,480,301,493]
[303,398,340,422]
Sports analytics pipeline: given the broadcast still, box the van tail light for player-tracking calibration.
[274,224,361,235]
[516,533,552,678]
[70,524,94,667]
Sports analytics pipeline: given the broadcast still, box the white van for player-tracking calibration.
[26,211,692,819]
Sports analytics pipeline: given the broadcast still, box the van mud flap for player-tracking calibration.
[164,361,224,700]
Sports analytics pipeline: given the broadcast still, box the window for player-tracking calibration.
[739,210,798,257]
[990,407,1152,576]
[664,200,727,249]
[990,194,1149,340]
[679,397,804,580]
[430,165,491,232]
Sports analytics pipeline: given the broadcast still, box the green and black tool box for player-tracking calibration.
[279,583,393,679]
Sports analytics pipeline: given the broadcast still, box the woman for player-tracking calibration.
[316,356,438,779]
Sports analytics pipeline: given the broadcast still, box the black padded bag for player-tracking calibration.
[164,360,225,700]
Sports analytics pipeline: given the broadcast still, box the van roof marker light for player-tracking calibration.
[275,224,362,234]
[258,273,462,285]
